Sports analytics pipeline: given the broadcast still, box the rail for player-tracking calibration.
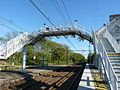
[96,19,117,37]
[104,27,119,52]
[6,65,84,90]
[92,31,99,67]
[99,40,118,90]
[0,44,6,59]
[94,32,118,90]
[0,32,30,59]
[68,64,85,90]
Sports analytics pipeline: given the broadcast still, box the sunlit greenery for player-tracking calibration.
[25,38,85,65]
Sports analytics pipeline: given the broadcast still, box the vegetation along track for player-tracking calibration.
[7,64,85,90]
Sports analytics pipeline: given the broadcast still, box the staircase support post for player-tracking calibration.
[22,46,27,72]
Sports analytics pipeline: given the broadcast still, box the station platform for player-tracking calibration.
[77,64,108,90]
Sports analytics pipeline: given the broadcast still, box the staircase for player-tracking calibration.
[101,32,120,89]
[93,19,120,89]
[0,32,30,59]
[108,53,120,89]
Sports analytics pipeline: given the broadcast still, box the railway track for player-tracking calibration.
[2,64,85,90]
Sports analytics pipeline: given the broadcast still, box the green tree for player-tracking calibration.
[87,53,94,64]
[69,52,85,64]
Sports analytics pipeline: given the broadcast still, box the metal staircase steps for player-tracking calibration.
[110,60,120,63]
[94,17,120,90]
[101,38,115,52]
[118,81,120,89]
[107,53,120,89]
[109,57,120,60]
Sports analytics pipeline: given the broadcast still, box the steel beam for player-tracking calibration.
[30,29,93,45]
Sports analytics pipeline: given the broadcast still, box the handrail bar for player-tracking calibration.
[104,27,119,52]
[93,31,118,90]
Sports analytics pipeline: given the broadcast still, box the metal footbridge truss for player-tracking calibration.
[0,26,92,59]
[31,27,92,44]
[0,32,30,59]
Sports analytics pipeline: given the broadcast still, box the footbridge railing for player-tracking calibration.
[0,32,30,59]
[93,32,118,90]
[96,18,120,52]
[104,26,120,52]
[30,27,93,44]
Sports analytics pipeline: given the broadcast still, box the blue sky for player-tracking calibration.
[0,0,120,56]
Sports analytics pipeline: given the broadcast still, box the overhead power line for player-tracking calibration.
[75,38,81,49]
[65,38,77,50]
[29,0,59,31]
[52,0,67,25]
[0,17,26,32]
[52,0,78,49]
[0,23,18,32]
[29,0,77,50]
[59,0,80,49]
[59,0,88,51]
[61,0,73,26]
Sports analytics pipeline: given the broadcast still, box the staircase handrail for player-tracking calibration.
[104,27,119,52]
[100,39,118,89]
[0,32,29,59]
[94,32,118,90]
[96,19,117,36]
[0,44,6,59]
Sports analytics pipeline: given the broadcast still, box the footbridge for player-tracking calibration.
[0,14,120,90]
[31,27,93,44]
[0,25,92,73]
[0,26,92,60]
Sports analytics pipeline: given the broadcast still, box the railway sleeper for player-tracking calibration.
[1,81,10,90]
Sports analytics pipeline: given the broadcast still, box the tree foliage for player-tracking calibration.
[32,38,86,65]
[69,52,85,64]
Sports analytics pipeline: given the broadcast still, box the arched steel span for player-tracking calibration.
[30,28,93,45]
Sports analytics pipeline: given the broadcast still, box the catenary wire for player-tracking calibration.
[29,0,77,50]
[0,17,26,32]
[29,0,59,31]
[52,0,68,25]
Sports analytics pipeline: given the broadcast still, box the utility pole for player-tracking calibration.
[65,45,68,65]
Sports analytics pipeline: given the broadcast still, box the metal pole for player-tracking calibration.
[22,46,27,72]
[89,43,91,53]
[89,43,91,63]
[65,45,68,65]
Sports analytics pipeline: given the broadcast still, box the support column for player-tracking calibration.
[22,46,27,72]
